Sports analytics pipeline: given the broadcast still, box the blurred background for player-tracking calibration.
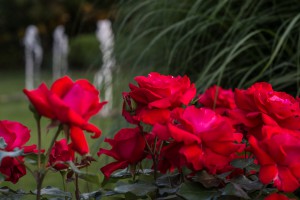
[1,0,300,195]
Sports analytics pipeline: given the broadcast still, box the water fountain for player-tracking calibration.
[23,25,43,89]
[94,19,116,116]
[52,25,69,81]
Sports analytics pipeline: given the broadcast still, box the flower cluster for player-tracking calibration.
[99,73,300,200]
[1,73,300,200]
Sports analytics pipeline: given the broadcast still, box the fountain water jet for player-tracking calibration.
[94,19,116,116]
[23,25,43,89]
[52,25,69,81]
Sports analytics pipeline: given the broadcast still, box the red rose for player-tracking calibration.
[49,139,74,170]
[23,76,106,155]
[98,127,146,178]
[230,82,273,129]
[122,72,196,125]
[254,90,300,129]
[231,82,300,139]
[198,85,236,115]
[0,157,26,184]
[0,120,35,183]
[264,193,294,200]
[157,142,187,174]
[249,125,300,192]
[155,106,244,174]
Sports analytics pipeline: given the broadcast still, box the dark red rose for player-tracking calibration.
[122,72,196,125]
[49,139,75,170]
[198,85,236,115]
[249,125,300,192]
[231,82,300,139]
[254,90,300,129]
[98,127,146,178]
[230,82,273,128]
[0,157,26,184]
[23,76,106,155]
[0,120,35,183]
[157,142,188,174]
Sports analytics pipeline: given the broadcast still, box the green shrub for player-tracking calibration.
[69,33,102,70]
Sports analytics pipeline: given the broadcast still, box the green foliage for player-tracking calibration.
[177,182,219,200]
[69,34,102,70]
[115,0,300,95]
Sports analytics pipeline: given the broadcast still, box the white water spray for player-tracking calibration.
[94,19,116,116]
[52,25,69,81]
[24,25,43,89]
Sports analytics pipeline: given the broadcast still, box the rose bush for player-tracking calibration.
[1,73,300,200]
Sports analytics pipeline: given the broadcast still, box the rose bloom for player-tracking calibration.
[153,106,244,174]
[230,82,273,129]
[23,76,106,155]
[98,127,146,178]
[49,139,74,170]
[249,125,300,192]
[0,120,36,183]
[231,82,300,139]
[198,85,236,115]
[122,72,196,125]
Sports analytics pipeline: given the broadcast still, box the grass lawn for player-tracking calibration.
[0,69,130,197]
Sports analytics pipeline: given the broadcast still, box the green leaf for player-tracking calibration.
[215,171,233,181]
[156,173,181,187]
[80,190,103,200]
[0,186,29,200]
[176,182,219,200]
[114,181,157,197]
[231,175,263,191]
[192,170,221,188]
[0,148,23,164]
[0,137,7,149]
[79,173,101,186]
[24,153,46,165]
[140,122,153,133]
[158,187,178,197]
[221,183,250,199]
[67,161,100,185]
[111,168,131,178]
[230,158,254,169]
[32,186,72,199]
[100,194,126,200]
